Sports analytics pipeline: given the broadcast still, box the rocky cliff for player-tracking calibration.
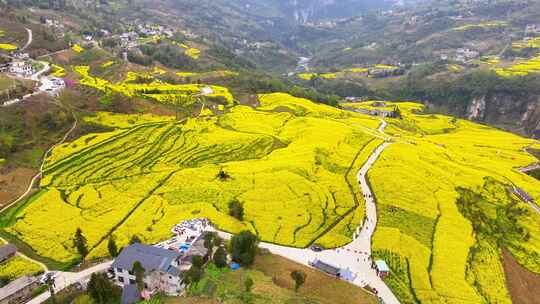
[466,94,540,139]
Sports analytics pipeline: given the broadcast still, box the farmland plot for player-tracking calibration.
[344,102,540,304]
[3,93,382,262]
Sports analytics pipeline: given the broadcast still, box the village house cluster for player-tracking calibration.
[439,47,479,63]
[116,23,174,50]
[111,219,212,302]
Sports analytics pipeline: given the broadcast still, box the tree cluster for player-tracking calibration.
[230,230,258,267]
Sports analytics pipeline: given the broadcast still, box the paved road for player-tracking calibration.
[30,61,50,81]
[26,261,113,304]
[218,120,399,304]
[21,28,32,51]
[1,60,51,107]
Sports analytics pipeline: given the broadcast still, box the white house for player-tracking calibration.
[112,243,184,295]
[8,61,34,77]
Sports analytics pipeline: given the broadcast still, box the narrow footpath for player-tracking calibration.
[0,105,78,281]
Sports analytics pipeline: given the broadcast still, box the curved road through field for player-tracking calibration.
[25,120,399,304]
[218,120,399,304]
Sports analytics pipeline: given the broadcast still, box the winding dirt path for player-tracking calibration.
[0,108,77,213]
[0,104,78,272]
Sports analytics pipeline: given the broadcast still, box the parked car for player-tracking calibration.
[310,245,324,252]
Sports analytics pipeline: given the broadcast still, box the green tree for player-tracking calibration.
[230,230,258,266]
[183,255,204,285]
[244,277,254,292]
[73,228,88,258]
[217,169,230,180]
[203,232,217,257]
[132,261,146,292]
[107,236,118,257]
[129,235,142,244]
[213,247,227,268]
[87,273,114,304]
[290,270,306,292]
[191,255,204,268]
[394,106,402,119]
[45,274,56,304]
[228,199,244,221]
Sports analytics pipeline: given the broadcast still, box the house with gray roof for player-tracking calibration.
[112,243,184,295]
[309,259,341,277]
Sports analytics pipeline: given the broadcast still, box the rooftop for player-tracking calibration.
[375,260,390,272]
[112,243,181,274]
[311,260,340,276]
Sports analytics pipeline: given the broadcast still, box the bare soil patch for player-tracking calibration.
[502,249,540,304]
[253,251,377,304]
[0,167,36,206]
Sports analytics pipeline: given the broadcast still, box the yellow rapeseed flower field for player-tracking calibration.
[2,95,539,304]
[71,44,84,53]
[51,64,66,77]
[453,21,507,32]
[495,53,540,77]
[185,48,201,60]
[73,65,234,104]
[0,43,17,51]
[0,256,43,280]
[6,93,384,262]
[343,101,540,303]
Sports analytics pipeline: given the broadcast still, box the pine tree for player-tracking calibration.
[132,261,146,292]
[213,247,227,268]
[88,273,114,304]
[108,236,118,257]
[73,228,88,258]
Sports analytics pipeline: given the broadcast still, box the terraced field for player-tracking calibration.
[0,93,382,264]
[345,101,540,304]
[2,94,539,304]
[495,54,540,77]
[73,66,234,105]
